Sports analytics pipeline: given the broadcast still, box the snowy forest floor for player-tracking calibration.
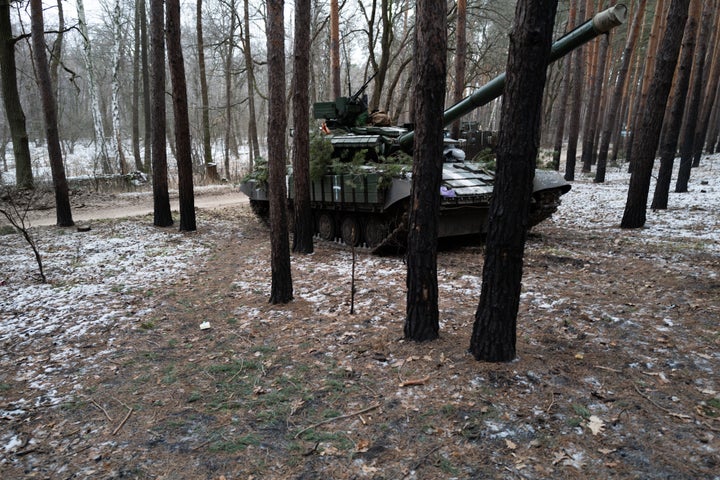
[1,158,719,479]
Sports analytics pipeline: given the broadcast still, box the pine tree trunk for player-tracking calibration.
[292,0,313,254]
[450,0,467,141]
[267,0,293,304]
[691,4,720,167]
[330,0,341,99]
[140,0,151,171]
[621,0,690,228]
[551,0,578,170]
[675,0,712,192]
[196,0,217,181]
[30,0,73,227]
[149,0,173,227]
[580,30,610,173]
[0,0,33,189]
[470,0,559,362]
[166,0,196,232]
[132,0,143,170]
[564,0,585,181]
[651,0,699,209]
[404,0,447,343]
[243,0,260,168]
[224,0,235,180]
[595,0,647,182]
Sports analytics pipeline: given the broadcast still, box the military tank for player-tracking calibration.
[240,4,627,253]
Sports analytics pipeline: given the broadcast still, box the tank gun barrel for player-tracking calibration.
[398,3,627,150]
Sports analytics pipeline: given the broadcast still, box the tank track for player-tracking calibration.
[249,189,562,254]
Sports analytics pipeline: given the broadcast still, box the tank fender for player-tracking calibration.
[533,170,571,194]
[383,177,412,209]
[239,179,268,201]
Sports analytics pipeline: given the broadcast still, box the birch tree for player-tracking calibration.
[111,0,127,174]
[76,0,111,174]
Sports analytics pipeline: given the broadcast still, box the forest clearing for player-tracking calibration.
[1,156,718,479]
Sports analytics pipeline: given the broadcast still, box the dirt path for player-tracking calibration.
[21,187,248,227]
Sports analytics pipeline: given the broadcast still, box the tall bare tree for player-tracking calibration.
[621,0,690,229]
[140,0,151,171]
[450,0,467,141]
[267,0,293,304]
[330,0,341,98]
[131,0,143,170]
[30,0,73,227]
[0,0,33,189]
[404,0,446,342]
[595,0,647,183]
[149,0,173,227]
[292,0,313,254]
[551,1,577,171]
[242,0,260,167]
[470,0,558,362]
[651,0,700,209]
[196,0,218,181]
[111,0,127,174]
[222,0,237,179]
[690,2,720,167]
[77,0,112,174]
[166,0,196,231]
[675,0,712,192]
[563,0,585,181]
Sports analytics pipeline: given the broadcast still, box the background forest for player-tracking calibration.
[5,0,716,189]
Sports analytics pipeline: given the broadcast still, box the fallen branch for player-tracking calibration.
[399,376,430,387]
[112,406,133,435]
[633,384,691,420]
[294,402,381,439]
[89,397,113,422]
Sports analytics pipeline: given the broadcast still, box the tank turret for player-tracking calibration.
[240,4,627,253]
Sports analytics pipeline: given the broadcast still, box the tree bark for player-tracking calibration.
[690,2,720,168]
[112,0,127,175]
[243,0,260,168]
[651,0,699,209]
[470,0,559,362]
[196,0,218,181]
[30,0,73,227]
[223,0,236,179]
[626,0,667,171]
[675,0,712,192]
[551,1,577,171]
[621,0,690,228]
[166,0,196,232]
[140,0,151,172]
[404,0,447,343]
[580,29,610,173]
[77,0,112,174]
[132,0,143,170]
[292,0,313,254]
[267,0,293,304]
[149,0,173,227]
[0,0,33,189]
[450,0,467,141]
[595,0,647,182]
[330,0,341,99]
[564,0,585,181]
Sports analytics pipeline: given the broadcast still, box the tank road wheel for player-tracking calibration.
[317,213,335,241]
[364,217,389,248]
[341,216,361,247]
